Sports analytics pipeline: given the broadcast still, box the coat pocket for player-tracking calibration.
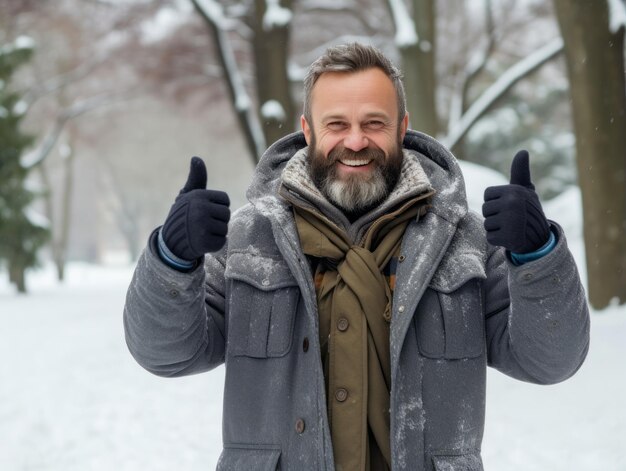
[415,276,485,360]
[225,252,299,358]
[432,451,483,471]
[217,445,281,471]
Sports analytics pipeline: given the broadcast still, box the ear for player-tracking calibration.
[399,112,409,140]
[301,115,312,145]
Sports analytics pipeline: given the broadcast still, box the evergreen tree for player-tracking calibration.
[0,37,49,293]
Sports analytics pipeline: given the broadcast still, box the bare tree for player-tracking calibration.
[251,0,296,145]
[387,0,438,136]
[553,0,626,309]
[191,0,267,163]
[38,133,75,281]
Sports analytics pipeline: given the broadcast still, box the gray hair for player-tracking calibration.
[302,42,407,125]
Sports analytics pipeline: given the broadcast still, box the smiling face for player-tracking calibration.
[301,67,409,218]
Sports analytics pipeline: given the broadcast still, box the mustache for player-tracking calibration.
[327,145,386,165]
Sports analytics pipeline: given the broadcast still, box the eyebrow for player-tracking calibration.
[320,111,392,122]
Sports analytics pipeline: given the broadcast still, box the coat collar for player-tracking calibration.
[247,130,468,231]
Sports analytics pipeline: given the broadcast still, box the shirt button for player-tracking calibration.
[523,273,534,281]
[398,305,405,313]
[398,255,406,262]
[335,388,348,402]
[262,279,270,286]
[295,419,305,434]
[302,337,309,353]
[337,318,349,332]
[169,289,179,298]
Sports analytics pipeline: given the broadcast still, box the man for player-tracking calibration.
[124,43,590,471]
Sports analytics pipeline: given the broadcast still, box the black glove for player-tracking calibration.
[161,156,230,260]
[482,150,550,254]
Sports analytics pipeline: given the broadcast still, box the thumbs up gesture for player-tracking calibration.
[161,157,230,261]
[482,150,550,254]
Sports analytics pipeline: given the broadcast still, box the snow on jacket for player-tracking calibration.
[123,130,590,471]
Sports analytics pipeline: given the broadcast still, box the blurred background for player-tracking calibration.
[1,0,625,308]
[1,0,625,470]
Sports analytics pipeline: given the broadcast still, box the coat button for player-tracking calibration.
[302,337,309,353]
[398,305,405,313]
[398,254,406,262]
[295,419,305,434]
[337,318,349,332]
[262,279,270,286]
[335,388,348,402]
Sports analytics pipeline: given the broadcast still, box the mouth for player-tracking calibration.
[338,159,373,167]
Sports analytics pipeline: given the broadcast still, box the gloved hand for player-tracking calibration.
[161,156,230,261]
[482,150,550,254]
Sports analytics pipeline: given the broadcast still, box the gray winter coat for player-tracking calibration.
[124,130,590,471]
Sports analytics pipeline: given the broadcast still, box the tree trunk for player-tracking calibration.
[9,262,27,294]
[402,0,438,136]
[55,142,75,282]
[553,0,626,308]
[251,0,296,146]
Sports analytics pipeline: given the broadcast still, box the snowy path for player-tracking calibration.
[0,266,223,471]
[1,263,624,470]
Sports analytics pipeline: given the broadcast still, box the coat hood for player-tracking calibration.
[246,130,468,227]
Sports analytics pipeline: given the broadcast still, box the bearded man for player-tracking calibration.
[124,43,589,471]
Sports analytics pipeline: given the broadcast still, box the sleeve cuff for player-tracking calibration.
[510,228,557,266]
[157,229,196,271]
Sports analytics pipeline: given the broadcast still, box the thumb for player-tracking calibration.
[180,156,207,194]
[509,149,534,189]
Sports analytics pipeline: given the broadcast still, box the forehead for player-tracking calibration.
[310,67,398,119]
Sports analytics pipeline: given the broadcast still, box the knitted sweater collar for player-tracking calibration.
[279,147,435,244]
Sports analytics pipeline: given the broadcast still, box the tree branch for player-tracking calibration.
[192,0,266,164]
[21,91,131,169]
[448,0,498,132]
[443,37,564,152]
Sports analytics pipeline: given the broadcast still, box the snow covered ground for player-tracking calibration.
[1,164,625,470]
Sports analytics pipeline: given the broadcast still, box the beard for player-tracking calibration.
[308,134,404,220]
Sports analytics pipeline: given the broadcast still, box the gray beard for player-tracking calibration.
[308,140,403,219]
[323,167,388,215]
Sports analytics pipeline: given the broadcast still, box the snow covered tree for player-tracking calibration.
[387,0,439,136]
[192,0,295,163]
[251,0,296,147]
[553,0,626,309]
[0,37,49,293]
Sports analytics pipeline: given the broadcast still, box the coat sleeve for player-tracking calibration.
[484,222,590,384]
[123,229,227,377]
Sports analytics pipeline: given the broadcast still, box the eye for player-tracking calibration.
[327,121,347,131]
[365,120,385,130]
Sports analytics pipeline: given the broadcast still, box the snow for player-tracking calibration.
[14,35,36,51]
[387,0,419,47]
[263,0,293,31]
[140,6,192,44]
[608,0,626,34]
[1,35,35,56]
[458,160,508,213]
[444,37,564,151]
[194,0,228,26]
[1,164,625,470]
[24,207,51,229]
[261,99,286,121]
[12,100,28,116]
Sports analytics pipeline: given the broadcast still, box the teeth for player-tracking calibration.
[340,159,372,167]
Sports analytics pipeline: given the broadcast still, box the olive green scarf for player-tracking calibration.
[294,196,427,471]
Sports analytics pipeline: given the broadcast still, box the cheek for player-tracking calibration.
[373,135,397,154]
[317,136,343,158]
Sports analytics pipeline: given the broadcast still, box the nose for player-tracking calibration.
[343,129,368,152]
